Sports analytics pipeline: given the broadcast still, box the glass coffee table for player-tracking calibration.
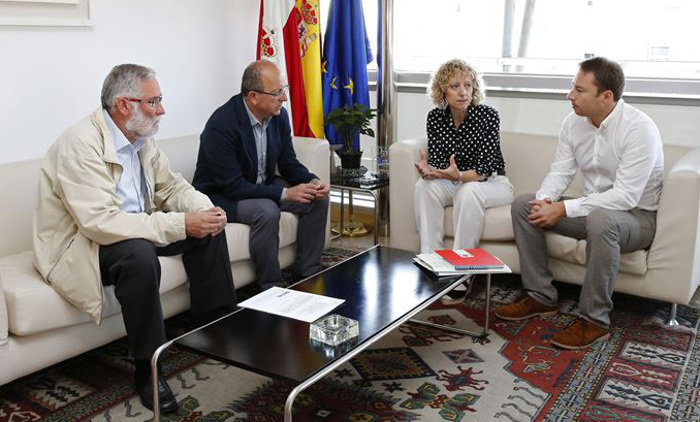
[150,245,510,421]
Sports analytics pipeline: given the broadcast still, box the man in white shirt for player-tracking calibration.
[495,57,664,350]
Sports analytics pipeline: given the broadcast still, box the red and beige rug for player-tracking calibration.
[1,248,699,421]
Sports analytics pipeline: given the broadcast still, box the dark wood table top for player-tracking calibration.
[175,245,462,383]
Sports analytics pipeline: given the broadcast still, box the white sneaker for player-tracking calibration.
[440,277,473,305]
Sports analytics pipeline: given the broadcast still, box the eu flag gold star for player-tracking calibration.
[344,78,354,95]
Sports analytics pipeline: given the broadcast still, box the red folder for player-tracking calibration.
[435,248,505,270]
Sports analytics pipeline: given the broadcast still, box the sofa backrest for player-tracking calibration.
[0,158,43,256]
[500,132,571,197]
[0,133,329,257]
[0,134,202,257]
[500,131,691,198]
[157,134,201,183]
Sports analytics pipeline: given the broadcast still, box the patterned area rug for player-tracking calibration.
[1,247,699,422]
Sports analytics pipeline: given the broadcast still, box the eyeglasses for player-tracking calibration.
[124,96,163,108]
[253,85,288,98]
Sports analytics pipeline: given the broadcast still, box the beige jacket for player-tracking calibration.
[33,108,213,322]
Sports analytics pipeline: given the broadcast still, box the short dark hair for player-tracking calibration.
[579,56,625,101]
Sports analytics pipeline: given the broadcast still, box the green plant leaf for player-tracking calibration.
[326,103,377,153]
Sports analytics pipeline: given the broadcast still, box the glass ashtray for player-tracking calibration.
[310,336,358,359]
[309,314,359,346]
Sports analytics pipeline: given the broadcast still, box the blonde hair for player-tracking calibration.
[428,59,485,108]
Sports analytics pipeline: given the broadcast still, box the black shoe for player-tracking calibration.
[440,278,474,305]
[134,360,178,413]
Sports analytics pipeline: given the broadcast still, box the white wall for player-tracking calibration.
[2,1,697,166]
[394,92,700,147]
[0,0,259,164]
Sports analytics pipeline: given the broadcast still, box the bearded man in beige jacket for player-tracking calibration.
[33,64,237,413]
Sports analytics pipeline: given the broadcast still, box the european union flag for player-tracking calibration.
[322,0,373,149]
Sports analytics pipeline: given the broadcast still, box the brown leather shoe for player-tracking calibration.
[495,295,558,321]
[550,317,610,350]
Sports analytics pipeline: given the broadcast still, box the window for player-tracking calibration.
[394,0,700,80]
[319,0,700,99]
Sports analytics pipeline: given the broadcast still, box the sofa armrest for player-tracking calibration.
[292,136,331,245]
[389,136,427,251]
[647,148,700,304]
[292,136,330,184]
[0,274,8,351]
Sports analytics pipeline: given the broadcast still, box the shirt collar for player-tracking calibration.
[597,99,625,130]
[103,110,146,152]
[440,107,451,119]
[243,97,270,128]
[440,105,471,125]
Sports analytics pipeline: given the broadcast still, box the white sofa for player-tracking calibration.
[389,132,700,311]
[0,134,330,386]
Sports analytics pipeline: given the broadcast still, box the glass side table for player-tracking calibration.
[330,168,389,245]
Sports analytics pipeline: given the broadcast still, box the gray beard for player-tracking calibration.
[126,107,159,138]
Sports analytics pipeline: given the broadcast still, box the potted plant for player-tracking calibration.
[326,103,376,169]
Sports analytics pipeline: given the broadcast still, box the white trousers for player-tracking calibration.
[414,175,514,253]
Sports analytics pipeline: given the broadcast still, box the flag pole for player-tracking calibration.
[377,0,393,155]
[376,0,393,238]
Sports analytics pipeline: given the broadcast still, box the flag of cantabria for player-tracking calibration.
[322,0,373,149]
[257,0,324,138]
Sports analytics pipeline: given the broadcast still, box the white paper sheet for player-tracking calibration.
[238,286,345,323]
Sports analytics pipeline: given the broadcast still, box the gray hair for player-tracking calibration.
[100,64,156,110]
[240,60,272,95]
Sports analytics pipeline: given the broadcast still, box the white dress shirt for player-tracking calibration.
[104,110,147,213]
[536,99,664,218]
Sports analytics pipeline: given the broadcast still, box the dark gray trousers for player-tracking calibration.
[99,233,236,360]
[512,193,657,327]
[233,191,329,290]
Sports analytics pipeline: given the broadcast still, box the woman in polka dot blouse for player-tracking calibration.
[414,59,514,304]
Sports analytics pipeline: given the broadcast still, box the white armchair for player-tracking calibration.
[389,132,700,320]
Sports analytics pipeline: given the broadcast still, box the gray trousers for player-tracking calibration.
[234,189,329,290]
[512,193,657,327]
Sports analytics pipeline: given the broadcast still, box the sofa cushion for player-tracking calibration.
[482,205,515,240]
[0,272,7,350]
[545,233,648,276]
[225,212,298,261]
[444,205,515,241]
[0,251,188,336]
[2,214,299,336]
[445,206,647,276]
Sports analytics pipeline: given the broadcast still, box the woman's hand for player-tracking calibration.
[436,154,460,182]
[414,148,439,179]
